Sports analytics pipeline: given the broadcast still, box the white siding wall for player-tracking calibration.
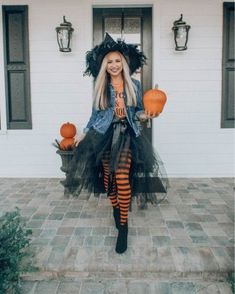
[153,0,234,177]
[0,0,234,177]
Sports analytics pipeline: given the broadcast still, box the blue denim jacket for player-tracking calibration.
[84,78,144,137]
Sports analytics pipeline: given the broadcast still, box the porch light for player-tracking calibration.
[172,14,190,51]
[56,16,74,52]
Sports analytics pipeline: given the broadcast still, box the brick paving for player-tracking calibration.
[19,279,233,294]
[0,178,234,293]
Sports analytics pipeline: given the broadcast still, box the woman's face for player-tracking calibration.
[106,52,123,78]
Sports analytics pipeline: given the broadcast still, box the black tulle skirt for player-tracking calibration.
[62,119,169,208]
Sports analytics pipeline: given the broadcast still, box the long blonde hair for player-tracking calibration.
[93,51,137,110]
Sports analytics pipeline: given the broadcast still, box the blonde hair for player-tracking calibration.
[93,51,137,110]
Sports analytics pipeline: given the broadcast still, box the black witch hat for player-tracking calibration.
[84,33,147,78]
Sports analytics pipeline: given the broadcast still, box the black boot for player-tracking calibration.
[115,222,128,254]
[113,207,120,230]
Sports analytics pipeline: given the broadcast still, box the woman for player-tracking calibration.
[64,33,169,254]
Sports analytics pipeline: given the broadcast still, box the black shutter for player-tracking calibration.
[221,3,235,128]
[2,5,32,129]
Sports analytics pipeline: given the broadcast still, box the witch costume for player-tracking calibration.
[62,33,169,253]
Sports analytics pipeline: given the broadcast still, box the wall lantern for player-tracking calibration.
[172,14,190,51]
[56,16,74,52]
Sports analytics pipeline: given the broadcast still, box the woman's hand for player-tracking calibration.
[145,110,159,119]
[138,111,159,121]
[74,133,86,146]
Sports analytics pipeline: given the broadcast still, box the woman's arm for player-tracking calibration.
[134,79,145,120]
[83,107,98,134]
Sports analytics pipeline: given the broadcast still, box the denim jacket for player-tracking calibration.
[84,78,144,137]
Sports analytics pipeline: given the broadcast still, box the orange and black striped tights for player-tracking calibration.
[102,150,132,226]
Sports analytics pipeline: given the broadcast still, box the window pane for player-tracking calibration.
[124,17,141,44]
[124,17,142,82]
[104,17,121,40]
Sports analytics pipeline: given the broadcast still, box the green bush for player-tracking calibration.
[0,208,32,294]
[227,272,235,294]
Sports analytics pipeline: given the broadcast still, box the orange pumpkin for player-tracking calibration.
[143,84,167,116]
[59,138,75,150]
[60,122,76,138]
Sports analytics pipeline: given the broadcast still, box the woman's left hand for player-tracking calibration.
[138,111,159,121]
[145,110,159,119]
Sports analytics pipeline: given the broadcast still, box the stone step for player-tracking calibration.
[28,244,234,277]
[20,277,233,294]
[22,269,231,282]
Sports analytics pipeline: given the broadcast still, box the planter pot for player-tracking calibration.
[56,149,74,196]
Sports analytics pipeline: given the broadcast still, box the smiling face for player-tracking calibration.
[106,51,123,78]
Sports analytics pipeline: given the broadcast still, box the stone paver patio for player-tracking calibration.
[0,178,234,293]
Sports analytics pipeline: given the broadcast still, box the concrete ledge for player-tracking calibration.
[21,270,231,282]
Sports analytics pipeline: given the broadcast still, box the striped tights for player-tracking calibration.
[102,150,132,225]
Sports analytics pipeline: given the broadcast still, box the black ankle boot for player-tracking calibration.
[115,222,128,254]
[113,207,120,230]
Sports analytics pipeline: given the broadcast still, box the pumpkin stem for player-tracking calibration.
[154,83,159,89]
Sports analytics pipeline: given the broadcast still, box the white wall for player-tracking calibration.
[0,0,93,177]
[152,0,234,176]
[0,0,234,177]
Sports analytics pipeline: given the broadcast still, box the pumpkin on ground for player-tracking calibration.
[60,122,77,138]
[143,84,167,116]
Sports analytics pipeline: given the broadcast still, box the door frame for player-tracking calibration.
[93,7,153,141]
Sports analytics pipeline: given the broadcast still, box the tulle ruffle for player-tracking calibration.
[62,121,169,208]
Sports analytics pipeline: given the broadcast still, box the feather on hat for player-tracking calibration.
[84,32,147,78]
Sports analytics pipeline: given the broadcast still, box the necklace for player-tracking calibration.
[112,80,123,87]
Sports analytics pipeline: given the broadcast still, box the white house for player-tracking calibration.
[0,0,234,178]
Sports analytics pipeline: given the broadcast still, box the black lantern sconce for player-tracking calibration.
[56,16,74,52]
[172,14,190,51]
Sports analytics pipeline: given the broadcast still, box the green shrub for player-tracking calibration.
[227,272,235,294]
[0,208,33,294]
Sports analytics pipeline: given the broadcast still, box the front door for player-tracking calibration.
[93,7,152,141]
